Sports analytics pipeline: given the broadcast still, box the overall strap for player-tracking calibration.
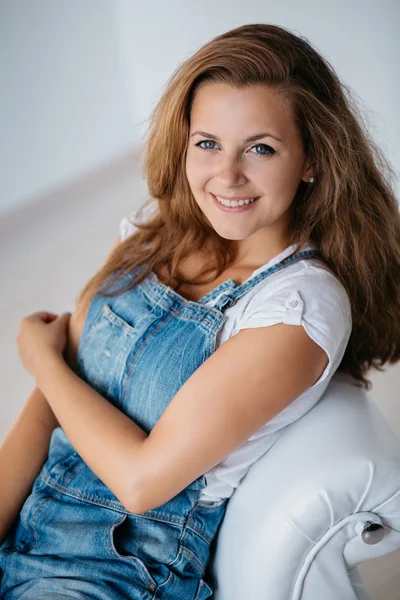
[213,249,322,312]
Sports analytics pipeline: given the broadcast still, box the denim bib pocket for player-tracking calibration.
[77,294,165,398]
[76,303,138,396]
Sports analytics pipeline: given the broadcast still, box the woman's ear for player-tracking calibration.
[301,161,317,183]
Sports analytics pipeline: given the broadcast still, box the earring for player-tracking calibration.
[308,176,315,183]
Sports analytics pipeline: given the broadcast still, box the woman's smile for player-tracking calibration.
[210,192,261,212]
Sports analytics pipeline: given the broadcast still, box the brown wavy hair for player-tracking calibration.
[75,23,400,391]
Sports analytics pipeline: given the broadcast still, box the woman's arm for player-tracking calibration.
[0,386,59,545]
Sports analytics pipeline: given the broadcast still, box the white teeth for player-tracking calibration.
[215,195,259,207]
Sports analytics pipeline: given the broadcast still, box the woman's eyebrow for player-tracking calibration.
[190,130,283,143]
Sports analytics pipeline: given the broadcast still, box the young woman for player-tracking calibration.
[1,22,399,599]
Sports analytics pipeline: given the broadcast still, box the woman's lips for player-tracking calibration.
[211,193,260,212]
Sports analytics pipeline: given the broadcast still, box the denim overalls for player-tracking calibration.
[0,247,321,599]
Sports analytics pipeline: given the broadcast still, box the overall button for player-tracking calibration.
[219,295,237,309]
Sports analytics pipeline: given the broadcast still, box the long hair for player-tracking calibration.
[75,23,400,391]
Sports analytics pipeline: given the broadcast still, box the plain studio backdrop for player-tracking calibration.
[0,1,398,598]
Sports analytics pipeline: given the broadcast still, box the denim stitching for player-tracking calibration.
[153,567,174,595]
[75,304,105,369]
[179,505,212,566]
[39,475,190,526]
[185,522,214,547]
[222,250,321,305]
[102,304,137,335]
[141,278,216,319]
[28,458,87,551]
[180,544,205,574]
[121,310,178,411]
[141,282,220,329]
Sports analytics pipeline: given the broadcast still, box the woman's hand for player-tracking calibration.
[16,311,71,379]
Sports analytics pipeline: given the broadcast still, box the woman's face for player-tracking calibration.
[185,82,315,265]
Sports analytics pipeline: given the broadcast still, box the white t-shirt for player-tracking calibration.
[119,203,352,504]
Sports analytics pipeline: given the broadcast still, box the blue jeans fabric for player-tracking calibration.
[0,248,321,598]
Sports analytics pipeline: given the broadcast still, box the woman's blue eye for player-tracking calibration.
[249,143,275,156]
[195,140,275,156]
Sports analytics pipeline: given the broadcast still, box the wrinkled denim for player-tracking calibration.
[0,248,321,598]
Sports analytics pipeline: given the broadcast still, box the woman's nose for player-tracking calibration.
[216,160,247,187]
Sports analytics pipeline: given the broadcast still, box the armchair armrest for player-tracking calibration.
[209,372,400,600]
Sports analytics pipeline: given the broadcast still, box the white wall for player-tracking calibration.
[0,0,136,216]
[114,0,399,185]
[0,0,398,217]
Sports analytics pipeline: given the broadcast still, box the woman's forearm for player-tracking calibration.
[0,386,59,545]
[35,355,148,512]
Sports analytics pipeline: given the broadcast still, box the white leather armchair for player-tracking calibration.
[208,372,400,599]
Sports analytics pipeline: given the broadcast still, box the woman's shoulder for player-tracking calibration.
[232,248,353,390]
[249,253,352,327]
[233,238,351,330]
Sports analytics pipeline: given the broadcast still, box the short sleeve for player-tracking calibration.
[233,267,352,389]
[119,213,137,241]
